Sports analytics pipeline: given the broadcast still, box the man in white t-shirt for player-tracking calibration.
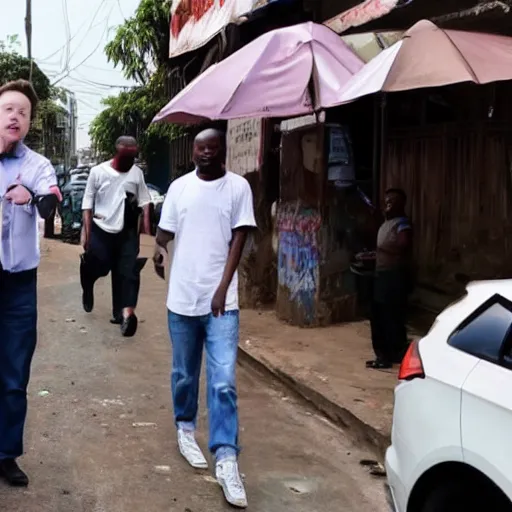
[81,136,151,337]
[154,129,256,509]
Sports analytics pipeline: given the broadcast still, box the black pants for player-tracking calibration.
[370,269,410,363]
[85,222,140,316]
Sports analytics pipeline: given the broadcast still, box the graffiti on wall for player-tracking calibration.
[277,203,321,321]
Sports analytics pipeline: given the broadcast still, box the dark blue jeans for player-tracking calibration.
[0,268,37,460]
[168,310,240,457]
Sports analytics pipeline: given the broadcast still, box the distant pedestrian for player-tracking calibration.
[80,136,151,337]
[0,79,61,486]
[153,129,256,509]
[363,188,413,369]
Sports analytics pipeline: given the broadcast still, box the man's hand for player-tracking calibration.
[5,185,33,205]
[81,226,89,251]
[153,244,167,279]
[211,285,228,317]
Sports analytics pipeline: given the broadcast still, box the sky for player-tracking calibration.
[0,0,144,149]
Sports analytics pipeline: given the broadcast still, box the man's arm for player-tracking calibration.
[211,227,251,316]
[153,183,177,275]
[212,179,257,316]
[137,170,152,235]
[81,169,97,250]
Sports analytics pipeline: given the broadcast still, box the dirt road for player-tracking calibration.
[0,238,388,511]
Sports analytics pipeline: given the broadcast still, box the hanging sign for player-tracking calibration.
[226,118,263,176]
[170,0,273,57]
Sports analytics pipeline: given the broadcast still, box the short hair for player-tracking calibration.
[0,79,39,119]
[385,188,407,203]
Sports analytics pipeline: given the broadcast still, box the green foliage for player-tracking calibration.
[0,51,51,101]
[91,0,181,161]
[89,74,182,158]
[0,35,21,53]
[0,40,67,161]
[105,0,171,84]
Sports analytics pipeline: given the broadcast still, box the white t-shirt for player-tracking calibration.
[82,161,151,233]
[159,170,257,316]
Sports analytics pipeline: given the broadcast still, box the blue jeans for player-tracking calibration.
[168,310,240,459]
[0,268,38,460]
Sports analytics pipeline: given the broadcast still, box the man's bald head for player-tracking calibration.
[194,129,225,146]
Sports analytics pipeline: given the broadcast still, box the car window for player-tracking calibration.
[448,301,512,364]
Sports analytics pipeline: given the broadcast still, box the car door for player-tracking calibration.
[455,297,512,502]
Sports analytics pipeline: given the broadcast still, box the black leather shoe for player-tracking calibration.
[110,316,122,325]
[0,459,29,487]
[121,314,138,337]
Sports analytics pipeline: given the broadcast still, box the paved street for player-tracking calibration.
[0,237,387,512]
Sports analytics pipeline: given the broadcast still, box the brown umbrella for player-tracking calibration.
[338,19,512,103]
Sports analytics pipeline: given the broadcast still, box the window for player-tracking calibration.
[448,297,512,365]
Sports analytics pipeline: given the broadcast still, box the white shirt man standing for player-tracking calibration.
[154,129,256,509]
[81,136,151,337]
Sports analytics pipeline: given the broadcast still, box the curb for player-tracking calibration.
[237,346,390,461]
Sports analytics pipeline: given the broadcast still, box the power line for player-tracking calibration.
[37,0,111,68]
[66,71,134,89]
[61,0,72,73]
[117,0,126,20]
[77,98,102,112]
[51,7,115,87]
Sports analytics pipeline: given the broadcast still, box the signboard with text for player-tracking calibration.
[226,118,263,176]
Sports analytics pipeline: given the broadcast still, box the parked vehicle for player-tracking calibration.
[386,280,512,512]
[146,184,165,235]
[59,167,91,243]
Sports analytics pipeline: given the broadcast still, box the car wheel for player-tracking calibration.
[421,481,510,512]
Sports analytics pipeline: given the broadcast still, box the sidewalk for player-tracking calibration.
[239,309,422,459]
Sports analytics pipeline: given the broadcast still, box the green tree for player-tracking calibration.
[105,0,171,85]
[89,72,180,159]
[0,51,51,102]
[91,0,180,161]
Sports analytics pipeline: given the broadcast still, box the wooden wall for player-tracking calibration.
[382,83,512,298]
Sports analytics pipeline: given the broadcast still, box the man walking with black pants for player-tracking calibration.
[81,136,151,337]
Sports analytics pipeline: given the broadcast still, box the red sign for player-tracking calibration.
[325,0,400,34]
[170,0,266,57]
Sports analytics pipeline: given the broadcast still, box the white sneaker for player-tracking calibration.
[177,429,208,469]
[216,457,248,508]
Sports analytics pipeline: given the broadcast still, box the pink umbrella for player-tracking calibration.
[338,19,512,104]
[153,22,364,124]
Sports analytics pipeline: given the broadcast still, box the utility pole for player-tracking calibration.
[25,0,33,81]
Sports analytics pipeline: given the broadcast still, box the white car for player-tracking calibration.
[386,279,512,512]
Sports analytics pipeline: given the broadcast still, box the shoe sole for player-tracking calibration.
[178,446,208,469]
[217,479,248,508]
[180,453,209,470]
